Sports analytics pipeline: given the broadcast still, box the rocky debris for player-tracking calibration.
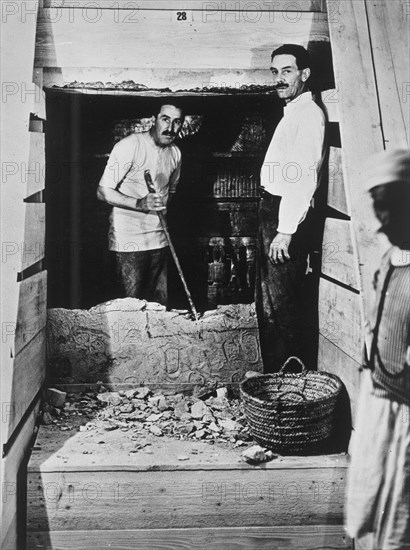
[40,384,257,452]
[45,388,67,408]
[242,445,276,465]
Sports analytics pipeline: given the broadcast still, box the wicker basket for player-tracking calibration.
[240,357,343,453]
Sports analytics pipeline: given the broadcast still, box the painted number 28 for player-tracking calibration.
[177,11,187,20]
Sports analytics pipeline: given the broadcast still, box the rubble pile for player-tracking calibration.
[40,385,257,450]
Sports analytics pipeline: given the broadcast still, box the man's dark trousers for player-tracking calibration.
[116,247,169,306]
[255,191,314,373]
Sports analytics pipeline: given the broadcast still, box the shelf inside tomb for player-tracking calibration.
[44,87,283,310]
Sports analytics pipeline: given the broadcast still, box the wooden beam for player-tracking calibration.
[27,464,346,531]
[27,525,352,550]
[26,132,45,198]
[1,398,40,550]
[20,204,45,272]
[15,271,47,356]
[2,329,46,442]
[365,0,409,148]
[35,9,329,69]
[322,218,360,290]
[326,0,387,326]
[318,277,362,363]
[43,0,325,11]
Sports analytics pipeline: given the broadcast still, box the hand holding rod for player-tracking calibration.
[143,170,199,321]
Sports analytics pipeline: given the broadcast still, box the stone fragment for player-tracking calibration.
[45,388,67,408]
[219,419,239,432]
[174,400,189,419]
[194,429,206,439]
[97,392,122,406]
[180,412,192,421]
[146,413,163,422]
[216,388,228,399]
[136,387,151,399]
[120,403,135,413]
[149,425,163,436]
[125,389,138,399]
[157,397,169,411]
[191,401,210,419]
[177,455,190,461]
[41,412,54,425]
[208,422,220,433]
[242,445,275,464]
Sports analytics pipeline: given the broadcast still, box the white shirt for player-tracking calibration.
[260,92,326,234]
[99,131,181,252]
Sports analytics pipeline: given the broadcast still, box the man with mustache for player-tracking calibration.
[256,44,326,371]
[97,104,184,306]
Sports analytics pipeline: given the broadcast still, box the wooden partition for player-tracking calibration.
[1,3,47,548]
[318,0,409,426]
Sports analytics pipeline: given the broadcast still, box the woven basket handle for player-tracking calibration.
[277,390,306,402]
[280,356,307,375]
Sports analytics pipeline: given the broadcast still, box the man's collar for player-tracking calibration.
[391,246,410,267]
[284,91,313,112]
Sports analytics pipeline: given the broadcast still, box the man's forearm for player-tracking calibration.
[97,186,164,212]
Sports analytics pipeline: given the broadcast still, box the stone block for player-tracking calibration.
[47,299,263,389]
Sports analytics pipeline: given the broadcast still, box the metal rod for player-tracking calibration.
[144,169,199,321]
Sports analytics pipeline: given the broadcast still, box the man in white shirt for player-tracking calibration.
[256,44,326,371]
[97,104,183,306]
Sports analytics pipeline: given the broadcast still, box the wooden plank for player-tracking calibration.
[326,0,386,324]
[2,329,46,443]
[33,68,46,120]
[29,423,349,472]
[35,9,329,69]
[15,271,47,356]
[319,277,362,363]
[27,526,352,550]
[366,0,409,148]
[20,203,45,272]
[1,2,39,448]
[26,132,45,197]
[27,465,346,531]
[327,146,348,215]
[43,0,325,11]
[318,334,362,423]
[1,397,40,550]
[321,218,359,290]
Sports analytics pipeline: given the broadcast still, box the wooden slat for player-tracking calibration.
[366,0,409,148]
[35,9,329,69]
[15,271,47,355]
[27,525,351,550]
[318,334,362,423]
[321,218,359,290]
[1,398,40,550]
[326,0,386,323]
[27,465,346,531]
[319,277,362,363]
[327,146,348,215]
[26,132,45,197]
[43,0,325,11]
[2,329,46,442]
[32,68,46,120]
[20,203,45,272]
